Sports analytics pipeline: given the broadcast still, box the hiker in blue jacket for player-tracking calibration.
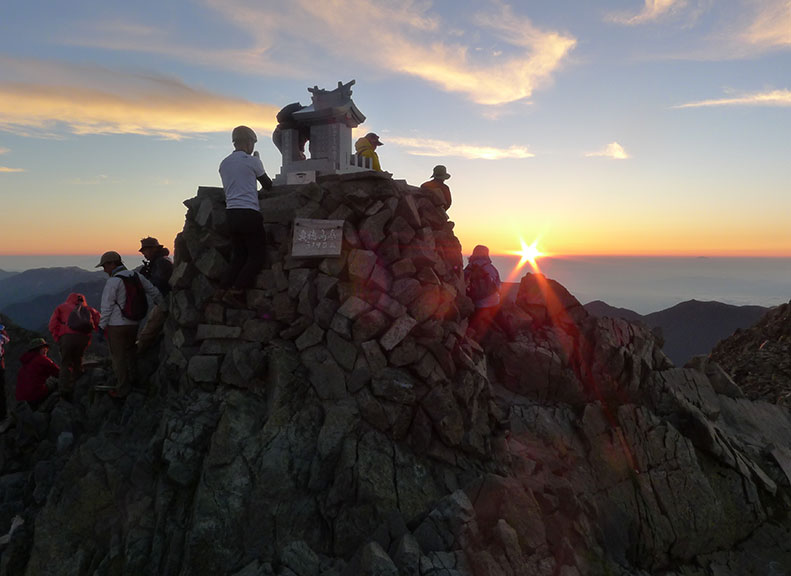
[96,251,162,396]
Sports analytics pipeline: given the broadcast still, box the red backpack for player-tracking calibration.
[117,273,149,321]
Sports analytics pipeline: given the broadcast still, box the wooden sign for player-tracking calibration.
[291,218,344,258]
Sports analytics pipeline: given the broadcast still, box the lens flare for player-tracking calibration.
[511,238,544,271]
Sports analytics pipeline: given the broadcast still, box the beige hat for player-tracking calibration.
[431,165,451,180]
[96,251,122,267]
[139,236,162,252]
[232,125,257,143]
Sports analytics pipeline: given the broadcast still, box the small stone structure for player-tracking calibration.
[274,80,371,185]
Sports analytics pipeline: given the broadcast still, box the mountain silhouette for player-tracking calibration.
[0,267,104,310]
[584,298,768,365]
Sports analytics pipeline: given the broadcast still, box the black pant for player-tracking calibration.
[222,209,266,290]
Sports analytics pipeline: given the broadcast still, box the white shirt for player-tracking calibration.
[99,267,163,329]
[219,150,265,211]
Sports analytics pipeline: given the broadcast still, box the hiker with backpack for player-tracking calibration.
[464,244,502,341]
[96,251,162,396]
[48,293,100,397]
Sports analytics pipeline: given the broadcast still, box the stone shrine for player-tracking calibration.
[273,80,371,185]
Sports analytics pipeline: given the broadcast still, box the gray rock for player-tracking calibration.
[337,296,371,320]
[379,315,417,351]
[296,323,326,351]
[195,248,228,280]
[302,347,347,400]
[196,324,242,340]
[188,355,220,383]
[359,541,398,576]
[280,540,320,576]
[353,309,389,342]
[347,249,377,283]
[327,330,358,371]
[371,368,418,405]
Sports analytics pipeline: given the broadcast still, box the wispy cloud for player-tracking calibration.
[0,166,25,173]
[674,88,791,108]
[738,0,791,51]
[73,1,576,106]
[585,142,630,159]
[0,147,8,155]
[0,58,278,139]
[389,136,533,159]
[607,0,689,25]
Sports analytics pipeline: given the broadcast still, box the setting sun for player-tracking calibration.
[512,238,544,271]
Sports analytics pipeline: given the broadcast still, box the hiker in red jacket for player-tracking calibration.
[48,293,100,397]
[16,338,59,410]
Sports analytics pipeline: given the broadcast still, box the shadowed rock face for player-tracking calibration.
[5,175,791,575]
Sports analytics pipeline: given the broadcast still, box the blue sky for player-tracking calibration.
[0,0,789,259]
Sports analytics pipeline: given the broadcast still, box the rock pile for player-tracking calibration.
[710,300,791,404]
[168,174,496,458]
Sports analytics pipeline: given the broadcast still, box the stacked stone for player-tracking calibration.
[166,174,496,457]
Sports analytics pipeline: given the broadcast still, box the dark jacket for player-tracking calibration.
[140,248,173,296]
[16,350,59,405]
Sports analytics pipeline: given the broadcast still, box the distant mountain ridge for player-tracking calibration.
[0,269,17,282]
[2,279,106,331]
[0,267,104,310]
[583,298,769,365]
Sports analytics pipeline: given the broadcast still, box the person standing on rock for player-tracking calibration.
[96,251,162,397]
[136,236,173,352]
[354,132,384,171]
[464,244,502,341]
[218,125,273,308]
[420,165,452,209]
[48,293,100,398]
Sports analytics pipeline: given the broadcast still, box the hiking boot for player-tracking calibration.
[222,289,247,308]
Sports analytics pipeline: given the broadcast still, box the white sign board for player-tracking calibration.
[291,218,344,258]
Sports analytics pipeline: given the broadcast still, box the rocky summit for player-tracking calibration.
[2,173,791,575]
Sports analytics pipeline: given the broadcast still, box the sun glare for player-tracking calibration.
[512,237,544,271]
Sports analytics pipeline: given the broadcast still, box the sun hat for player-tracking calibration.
[96,251,122,267]
[27,337,49,352]
[431,165,451,180]
[139,237,162,252]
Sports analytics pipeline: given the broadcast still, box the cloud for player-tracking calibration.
[607,0,689,25]
[0,58,278,139]
[72,1,576,106]
[0,166,25,173]
[585,142,630,159]
[674,88,791,108]
[0,147,8,154]
[389,136,534,159]
[738,0,791,51]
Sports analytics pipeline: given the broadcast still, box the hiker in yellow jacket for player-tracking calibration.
[354,132,384,171]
